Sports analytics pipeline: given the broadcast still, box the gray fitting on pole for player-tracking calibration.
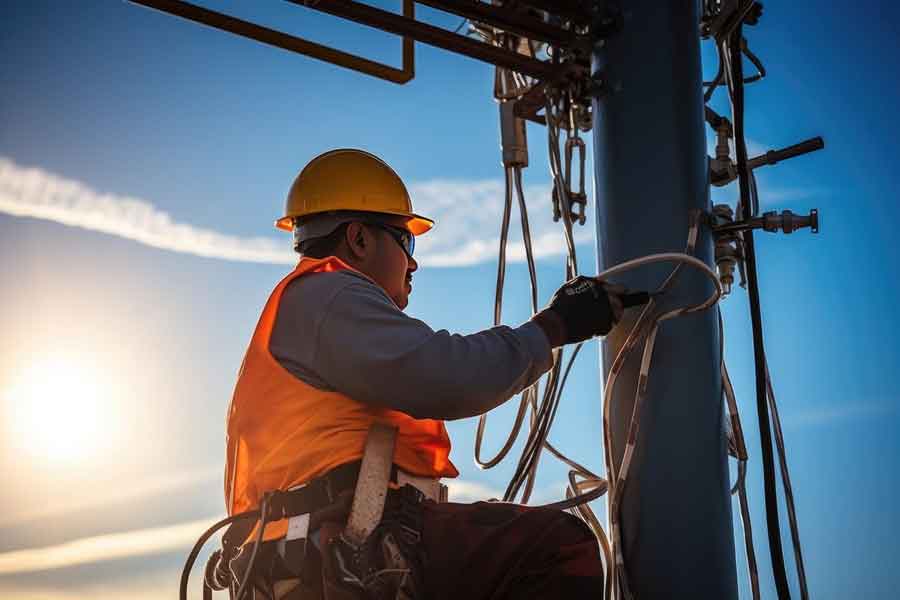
[499,100,528,168]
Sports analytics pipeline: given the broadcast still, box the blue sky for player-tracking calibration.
[1,1,899,598]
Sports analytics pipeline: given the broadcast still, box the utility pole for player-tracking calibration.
[591,1,738,597]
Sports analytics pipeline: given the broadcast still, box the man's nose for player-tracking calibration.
[407,255,418,273]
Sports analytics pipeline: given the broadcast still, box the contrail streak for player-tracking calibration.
[0,517,214,575]
[0,478,502,574]
[0,157,592,267]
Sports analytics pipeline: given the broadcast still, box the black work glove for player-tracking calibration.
[539,276,624,345]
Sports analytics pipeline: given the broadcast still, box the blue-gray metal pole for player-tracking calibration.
[591,2,738,597]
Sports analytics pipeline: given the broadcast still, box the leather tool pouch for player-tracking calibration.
[322,485,426,600]
[221,493,354,600]
[227,540,323,600]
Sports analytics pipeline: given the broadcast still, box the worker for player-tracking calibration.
[220,148,625,600]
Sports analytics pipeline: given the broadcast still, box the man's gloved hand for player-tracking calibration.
[532,276,625,347]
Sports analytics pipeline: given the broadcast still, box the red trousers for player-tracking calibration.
[245,498,605,599]
[420,501,605,599]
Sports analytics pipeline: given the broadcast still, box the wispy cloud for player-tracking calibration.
[0,157,592,268]
[783,401,897,430]
[0,575,173,600]
[445,479,503,502]
[0,466,221,528]
[0,158,292,264]
[446,478,604,507]
[0,517,214,575]
[0,477,501,574]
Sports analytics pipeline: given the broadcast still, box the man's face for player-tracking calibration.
[361,220,418,310]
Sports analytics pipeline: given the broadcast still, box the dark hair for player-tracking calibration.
[298,222,351,258]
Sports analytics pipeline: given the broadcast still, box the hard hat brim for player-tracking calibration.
[276,210,434,235]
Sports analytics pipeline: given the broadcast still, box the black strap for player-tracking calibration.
[221,461,379,551]
[266,480,332,521]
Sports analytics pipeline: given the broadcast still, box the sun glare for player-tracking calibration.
[6,355,112,464]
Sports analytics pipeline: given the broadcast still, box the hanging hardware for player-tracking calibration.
[560,135,587,225]
[707,110,738,187]
[701,0,763,41]
[492,31,532,168]
[553,95,589,225]
[710,204,747,295]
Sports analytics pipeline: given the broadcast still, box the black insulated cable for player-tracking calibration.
[727,24,792,600]
[234,495,271,600]
[179,510,260,600]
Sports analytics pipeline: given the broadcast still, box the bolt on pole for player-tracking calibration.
[591,1,738,597]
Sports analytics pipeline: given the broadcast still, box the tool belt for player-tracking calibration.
[202,425,445,600]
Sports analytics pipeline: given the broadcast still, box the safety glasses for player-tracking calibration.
[366,222,415,258]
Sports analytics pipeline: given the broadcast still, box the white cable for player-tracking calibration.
[475,167,539,470]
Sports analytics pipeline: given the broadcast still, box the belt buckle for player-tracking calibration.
[396,470,442,502]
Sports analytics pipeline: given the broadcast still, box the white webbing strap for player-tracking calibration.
[342,423,398,547]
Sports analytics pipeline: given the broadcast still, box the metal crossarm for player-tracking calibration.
[130,0,416,84]
[129,0,586,85]
[413,0,579,46]
[284,0,565,80]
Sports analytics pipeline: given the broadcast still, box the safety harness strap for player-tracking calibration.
[343,423,399,547]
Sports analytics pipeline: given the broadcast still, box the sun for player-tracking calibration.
[5,355,112,464]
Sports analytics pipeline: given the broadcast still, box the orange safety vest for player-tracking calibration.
[225,256,458,540]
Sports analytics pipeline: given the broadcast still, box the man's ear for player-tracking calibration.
[344,222,368,260]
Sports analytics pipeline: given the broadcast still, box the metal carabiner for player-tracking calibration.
[564,134,588,226]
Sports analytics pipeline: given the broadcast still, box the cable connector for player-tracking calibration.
[709,135,825,187]
[761,208,819,234]
[713,208,820,236]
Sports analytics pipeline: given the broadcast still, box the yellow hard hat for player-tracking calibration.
[276,148,434,235]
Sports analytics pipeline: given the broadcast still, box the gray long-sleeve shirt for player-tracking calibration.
[269,269,553,421]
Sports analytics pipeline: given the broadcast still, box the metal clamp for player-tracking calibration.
[710,204,746,295]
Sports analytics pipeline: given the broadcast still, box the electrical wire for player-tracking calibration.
[474,85,592,511]
[545,94,579,277]
[720,308,761,600]
[720,159,807,600]
[725,23,792,600]
[601,251,722,600]
[751,158,809,600]
[501,92,590,504]
[765,361,810,600]
[478,37,787,600]
[494,167,514,325]
[233,494,271,600]
[478,81,727,600]
[474,167,542,472]
[514,167,540,313]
